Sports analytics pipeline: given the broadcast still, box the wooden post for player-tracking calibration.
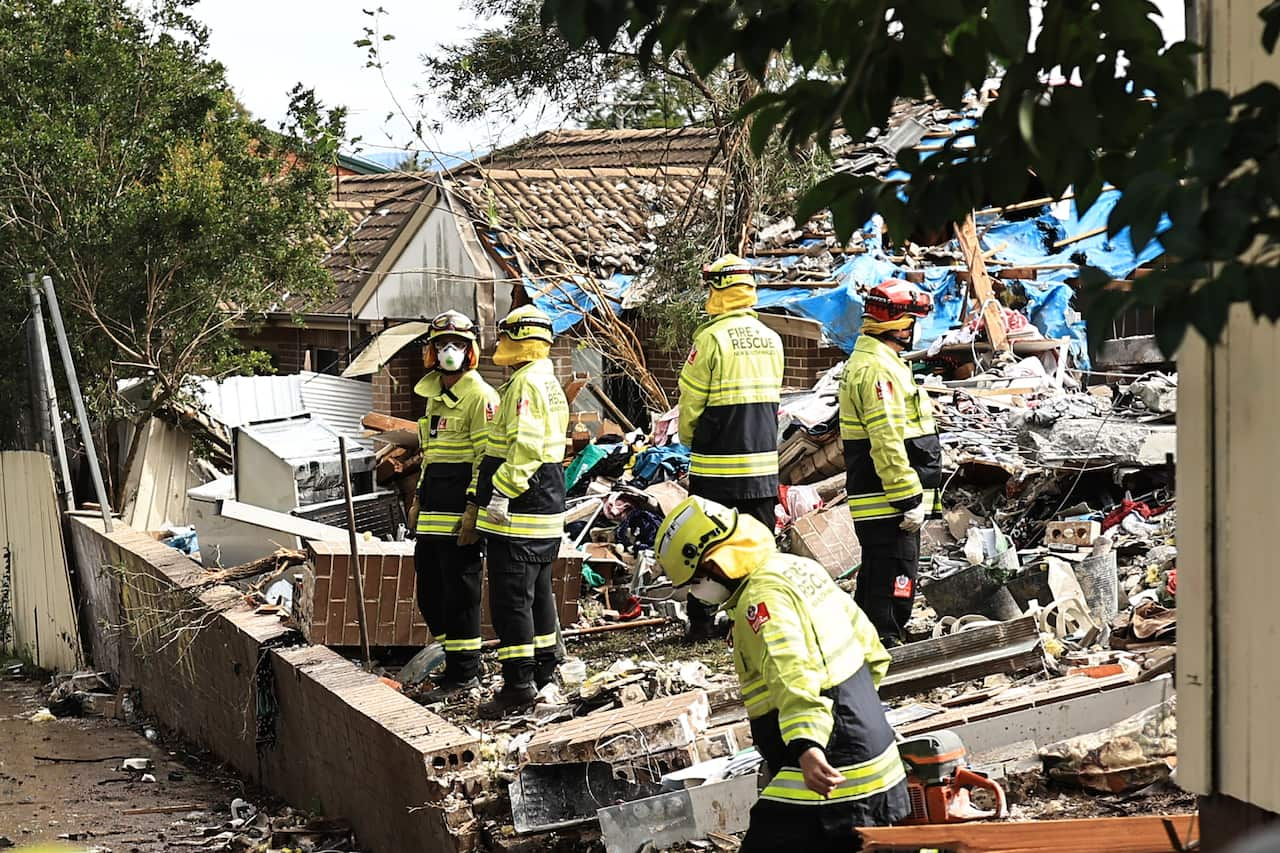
[339,437,373,669]
[954,215,1010,353]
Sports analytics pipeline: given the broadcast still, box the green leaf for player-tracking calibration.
[1261,1,1280,53]
[987,0,1030,58]
[748,104,785,156]
[1190,265,1245,344]
[553,0,589,48]
[1018,93,1039,157]
[1109,170,1174,250]
[795,173,864,226]
[1248,262,1280,320]
[586,0,629,50]
[353,38,372,48]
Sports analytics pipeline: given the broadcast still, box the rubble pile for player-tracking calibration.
[338,351,1182,850]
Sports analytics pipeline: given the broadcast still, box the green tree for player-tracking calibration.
[422,0,714,129]
[541,0,1280,354]
[0,0,347,447]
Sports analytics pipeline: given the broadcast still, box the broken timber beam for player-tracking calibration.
[858,813,1199,853]
[954,214,1011,353]
[880,616,1042,699]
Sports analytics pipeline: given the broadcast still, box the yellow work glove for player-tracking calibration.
[456,503,480,546]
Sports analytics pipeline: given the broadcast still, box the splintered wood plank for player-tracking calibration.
[859,813,1199,852]
[955,214,1010,353]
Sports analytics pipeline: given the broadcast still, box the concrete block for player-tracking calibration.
[1045,520,1103,550]
[788,503,860,578]
[525,691,710,765]
[597,773,759,853]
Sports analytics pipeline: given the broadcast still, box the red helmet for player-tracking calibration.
[863,279,933,323]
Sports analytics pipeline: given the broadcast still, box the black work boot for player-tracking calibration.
[478,683,538,719]
[419,676,480,704]
[534,658,559,690]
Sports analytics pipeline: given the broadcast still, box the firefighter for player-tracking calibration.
[654,496,908,851]
[677,253,784,641]
[474,304,570,719]
[409,310,499,702]
[839,279,942,645]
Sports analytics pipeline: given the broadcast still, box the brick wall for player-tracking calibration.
[300,539,581,646]
[66,516,478,853]
[236,324,361,375]
[372,348,424,420]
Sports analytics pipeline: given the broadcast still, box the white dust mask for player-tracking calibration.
[438,343,468,372]
[688,577,733,607]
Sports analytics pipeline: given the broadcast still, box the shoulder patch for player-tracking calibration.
[484,402,495,422]
[686,346,697,365]
[746,602,771,633]
[874,378,895,400]
[516,397,532,416]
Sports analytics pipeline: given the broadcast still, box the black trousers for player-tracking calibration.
[738,785,908,852]
[487,541,561,687]
[687,496,777,632]
[413,535,483,681]
[852,525,920,644]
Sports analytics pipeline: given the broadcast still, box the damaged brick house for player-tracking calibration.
[235,126,851,424]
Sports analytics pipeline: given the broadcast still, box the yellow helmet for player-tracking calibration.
[498,304,554,344]
[654,496,739,586]
[427,309,478,343]
[701,253,756,290]
[422,310,479,371]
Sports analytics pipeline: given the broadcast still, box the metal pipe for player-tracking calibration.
[339,436,373,669]
[40,275,111,530]
[26,275,74,511]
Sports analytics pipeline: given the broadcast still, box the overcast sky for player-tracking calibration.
[193,0,1188,161]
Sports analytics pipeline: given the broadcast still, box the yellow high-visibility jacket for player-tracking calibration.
[838,334,942,525]
[413,370,499,537]
[475,359,569,548]
[727,553,904,806]
[678,309,784,503]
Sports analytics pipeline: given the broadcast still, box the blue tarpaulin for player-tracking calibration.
[525,273,633,334]
[750,190,1167,369]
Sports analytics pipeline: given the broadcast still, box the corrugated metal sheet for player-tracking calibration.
[0,451,81,671]
[120,418,207,530]
[342,322,431,377]
[196,374,304,428]
[298,370,374,448]
[196,372,372,448]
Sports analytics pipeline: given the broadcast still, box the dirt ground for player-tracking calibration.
[0,671,253,851]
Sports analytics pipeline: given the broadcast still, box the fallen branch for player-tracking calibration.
[198,548,307,587]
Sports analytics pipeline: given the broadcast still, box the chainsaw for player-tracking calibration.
[898,730,1009,825]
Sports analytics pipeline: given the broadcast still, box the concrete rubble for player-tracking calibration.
[7,95,1192,851]
[22,334,1182,852]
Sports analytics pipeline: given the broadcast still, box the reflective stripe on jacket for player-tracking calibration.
[475,359,569,543]
[728,553,903,804]
[678,310,783,502]
[415,371,499,537]
[838,334,942,522]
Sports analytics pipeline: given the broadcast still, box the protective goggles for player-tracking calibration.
[498,316,553,341]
